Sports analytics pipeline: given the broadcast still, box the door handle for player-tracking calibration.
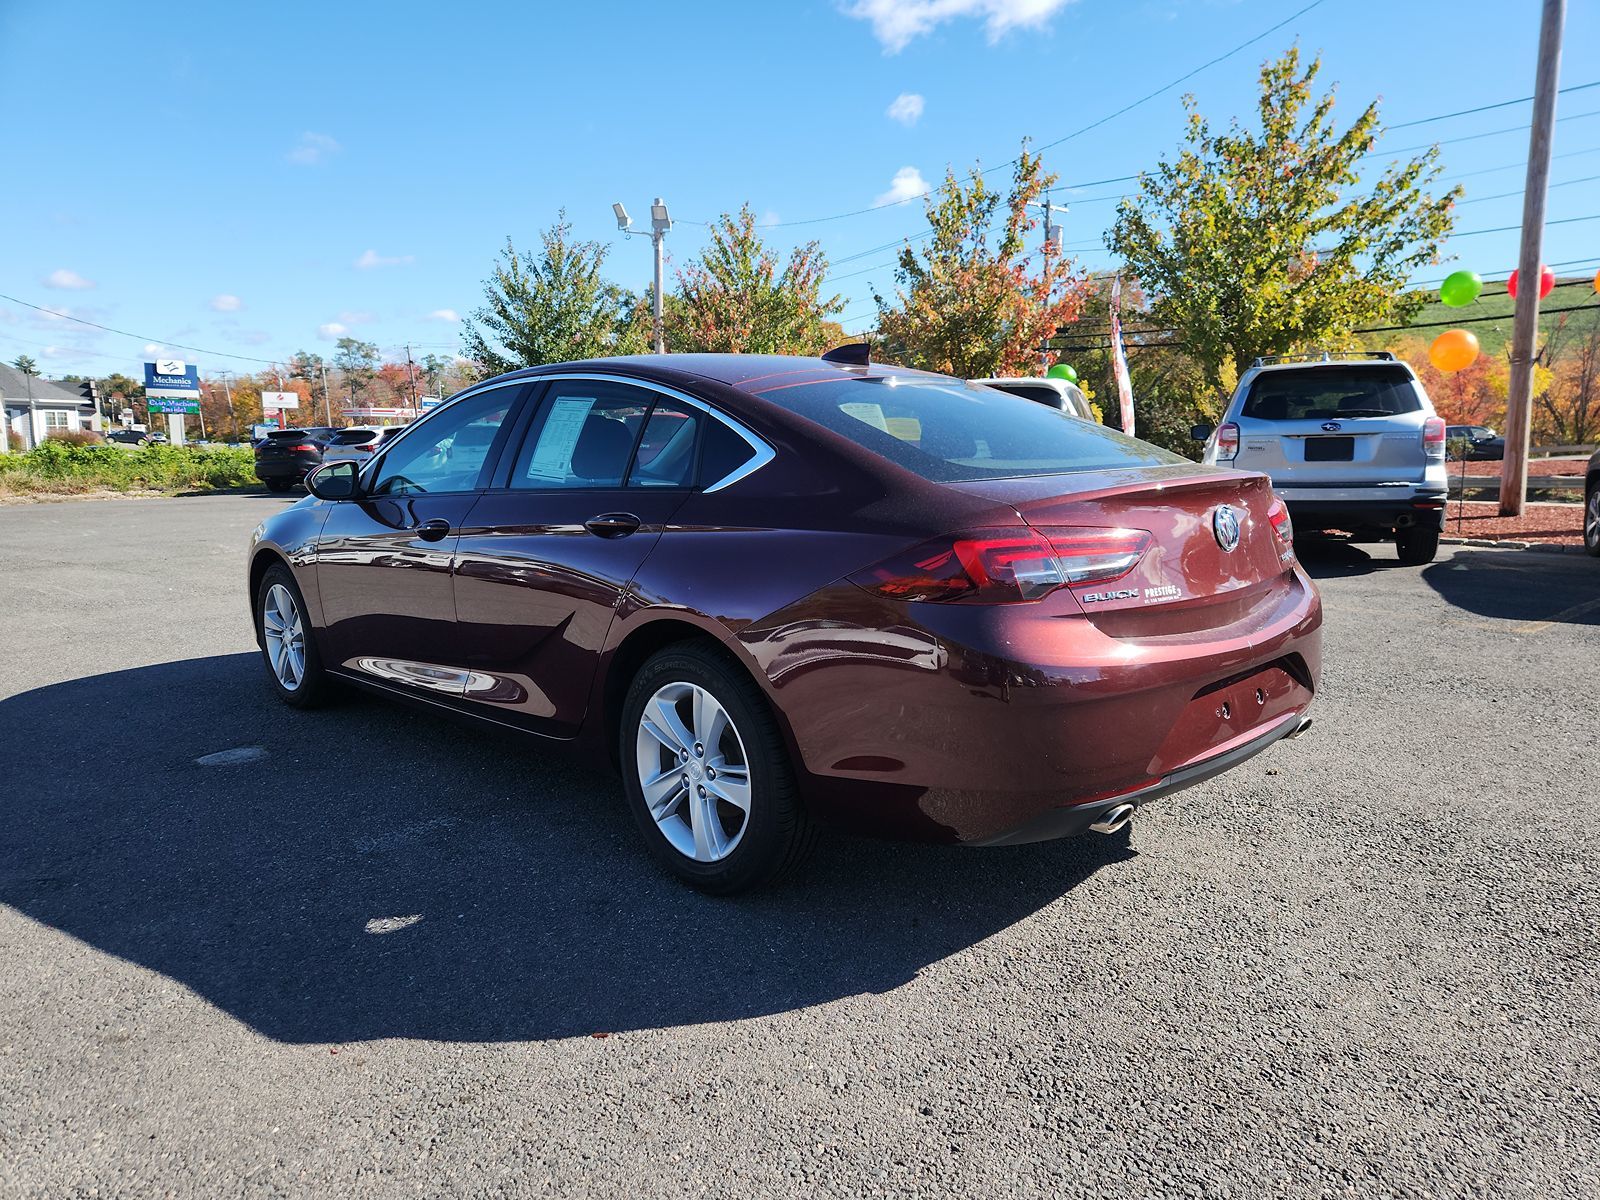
[584,512,642,539]
[415,518,452,542]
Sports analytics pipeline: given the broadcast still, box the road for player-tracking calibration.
[2,495,1597,1198]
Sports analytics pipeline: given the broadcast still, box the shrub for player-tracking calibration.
[0,441,257,496]
[47,429,105,446]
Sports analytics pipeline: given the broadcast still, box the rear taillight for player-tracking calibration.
[849,526,1151,605]
[1422,416,1446,458]
[288,443,316,453]
[1215,422,1240,460]
[1267,495,1294,546]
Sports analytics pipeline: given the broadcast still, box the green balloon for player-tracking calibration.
[1047,363,1079,383]
[1439,270,1482,308]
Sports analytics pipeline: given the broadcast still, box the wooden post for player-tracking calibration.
[1500,0,1566,516]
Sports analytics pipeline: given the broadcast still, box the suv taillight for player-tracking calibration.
[1422,416,1446,458]
[849,527,1152,605]
[1215,422,1240,460]
[288,443,316,453]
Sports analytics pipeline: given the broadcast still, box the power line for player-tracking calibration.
[1363,107,1600,159]
[1385,78,1600,129]
[1447,212,1600,239]
[0,292,284,365]
[1457,173,1600,205]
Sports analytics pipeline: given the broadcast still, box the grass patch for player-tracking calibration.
[0,441,258,499]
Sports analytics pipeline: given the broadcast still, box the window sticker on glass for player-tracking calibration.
[526,397,596,481]
[840,402,889,432]
[884,416,922,441]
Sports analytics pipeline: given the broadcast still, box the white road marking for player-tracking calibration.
[365,915,423,935]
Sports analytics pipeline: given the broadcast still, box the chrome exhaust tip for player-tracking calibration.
[1286,715,1313,740]
[1089,803,1137,835]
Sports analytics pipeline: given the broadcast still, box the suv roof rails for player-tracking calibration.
[1251,350,1397,367]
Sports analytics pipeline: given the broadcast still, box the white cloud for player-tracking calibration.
[286,132,341,166]
[318,323,348,339]
[846,0,1076,52]
[240,330,272,345]
[886,92,925,125]
[337,310,373,325]
[142,342,165,355]
[426,309,460,322]
[873,166,930,207]
[43,268,95,290]
[40,305,72,320]
[758,210,781,227]
[210,294,243,312]
[355,249,415,270]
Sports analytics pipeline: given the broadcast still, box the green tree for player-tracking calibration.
[667,205,844,354]
[11,354,39,377]
[1109,47,1458,392]
[332,337,380,400]
[461,215,644,373]
[872,148,1090,378]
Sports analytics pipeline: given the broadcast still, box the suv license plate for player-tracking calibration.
[1305,436,1354,462]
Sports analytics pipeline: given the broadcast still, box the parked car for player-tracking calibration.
[253,426,338,492]
[105,429,148,446]
[1585,446,1599,557]
[1193,351,1448,565]
[1446,425,1505,461]
[318,426,389,465]
[972,376,1095,421]
[248,351,1321,892]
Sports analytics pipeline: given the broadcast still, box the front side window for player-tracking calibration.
[751,374,1180,482]
[370,385,522,495]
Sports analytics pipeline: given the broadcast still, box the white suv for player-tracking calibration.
[1194,352,1449,565]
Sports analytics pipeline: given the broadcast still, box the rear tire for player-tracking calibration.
[620,642,815,894]
[254,563,333,708]
[264,478,292,494]
[1396,526,1439,566]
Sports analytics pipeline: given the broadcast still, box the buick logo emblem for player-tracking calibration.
[1321,421,1342,432]
[1213,505,1241,552]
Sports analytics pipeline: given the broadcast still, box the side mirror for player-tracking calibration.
[306,459,362,501]
[1190,424,1215,443]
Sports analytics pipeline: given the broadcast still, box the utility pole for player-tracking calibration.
[319,363,333,426]
[1031,192,1069,373]
[1501,0,1565,517]
[219,371,237,442]
[404,344,420,418]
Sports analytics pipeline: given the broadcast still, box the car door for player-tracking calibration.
[313,381,530,694]
[450,376,713,737]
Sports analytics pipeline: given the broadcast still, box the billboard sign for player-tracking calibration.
[418,396,443,411]
[144,360,202,399]
[148,396,200,414]
[261,391,300,411]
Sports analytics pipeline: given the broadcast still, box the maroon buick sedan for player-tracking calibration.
[248,350,1321,892]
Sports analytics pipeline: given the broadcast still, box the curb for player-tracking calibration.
[1440,536,1583,554]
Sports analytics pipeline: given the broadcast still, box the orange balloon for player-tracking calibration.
[1593,267,1600,294]
[1429,329,1480,373]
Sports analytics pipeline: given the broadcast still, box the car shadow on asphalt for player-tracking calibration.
[0,653,1132,1045]
[1419,550,1600,626]
[1291,536,1395,579]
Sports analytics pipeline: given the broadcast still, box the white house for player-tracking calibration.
[1,363,101,449]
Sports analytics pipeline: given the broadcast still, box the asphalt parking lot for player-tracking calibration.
[2,494,1597,1198]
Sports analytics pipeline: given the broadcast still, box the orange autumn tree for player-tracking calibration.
[873,148,1090,378]
[1392,335,1505,427]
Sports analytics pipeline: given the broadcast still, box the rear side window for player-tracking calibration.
[510,381,651,489]
[754,375,1181,482]
[629,400,700,488]
[700,417,757,486]
[1242,366,1422,421]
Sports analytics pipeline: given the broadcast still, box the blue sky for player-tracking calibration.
[3,0,1597,380]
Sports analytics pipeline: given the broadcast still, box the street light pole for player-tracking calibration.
[613,198,671,354]
[1031,193,1069,373]
[1500,0,1566,517]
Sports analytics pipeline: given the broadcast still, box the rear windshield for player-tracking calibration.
[1243,365,1422,421]
[753,375,1183,482]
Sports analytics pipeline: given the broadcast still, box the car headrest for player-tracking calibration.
[571,415,632,479]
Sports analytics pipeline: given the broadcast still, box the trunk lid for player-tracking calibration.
[950,465,1292,618]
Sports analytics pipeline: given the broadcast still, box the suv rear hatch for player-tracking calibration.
[1232,364,1430,488]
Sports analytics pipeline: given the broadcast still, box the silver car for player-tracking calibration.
[972,377,1095,421]
[1194,352,1449,565]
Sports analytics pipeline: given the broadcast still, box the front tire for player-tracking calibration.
[1396,526,1439,566]
[255,563,333,708]
[621,642,815,894]
[1585,481,1600,558]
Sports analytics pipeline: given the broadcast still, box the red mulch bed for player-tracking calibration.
[1452,456,1588,477]
[1440,500,1586,545]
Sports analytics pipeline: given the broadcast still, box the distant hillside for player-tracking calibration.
[1391,274,1599,357]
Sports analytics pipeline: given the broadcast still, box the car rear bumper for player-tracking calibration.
[254,458,317,481]
[970,710,1311,846]
[746,568,1322,845]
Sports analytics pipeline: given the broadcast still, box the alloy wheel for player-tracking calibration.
[261,583,307,691]
[1587,488,1599,552]
[634,681,752,862]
